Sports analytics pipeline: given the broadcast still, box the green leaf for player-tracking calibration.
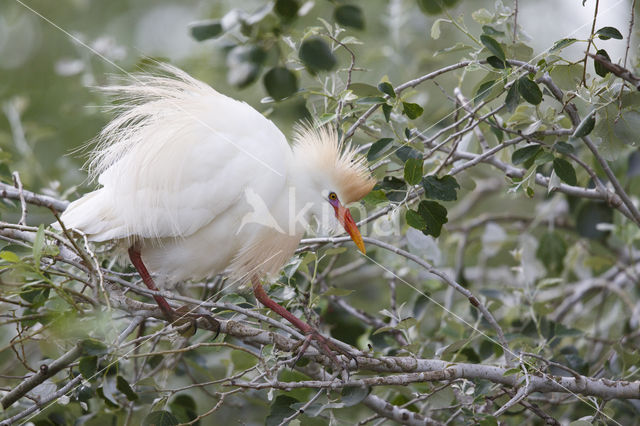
[535,151,554,166]
[536,231,567,273]
[142,411,179,426]
[367,138,393,161]
[377,81,396,98]
[226,45,266,88]
[356,96,387,104]
[169,394,197,424]
[189,20,223,41]
[595,26,623,40]
[166,396,198,425]
[117,375,139,401]
[549,63,584,90]
[323,287,354,297]
[79,356,98,381]
[33,224,44,268]
[363,189,388,206]
[503,367,522,376]
[381,104,392,122]
[486,56,505,69]
[418,200,448,238]
[517,76,542,105]
[417,0,461,15]
[274,0,300,19]
[594,104,640,161]
[79,338,109,356]
[593,49,611,77]
[490,124,504,142]
[299,38,337,72]
[397,317,418,330]
[553,158,577,186]
[266,395,299,426]
[263,67,298,101]
[482,25,505,36]
[576,202,613,240]
[402,102,423,119]
[553,141,575,155]
[550,38,578,51]
[568,421,595,426]
[509,42,534,61]
[396,146,421,162]
[440,339,471,361]
[472,8,493,24]
[334,5,364,30]
[96,386,119,408]
[372,325,394,335]
[76,384,94,403]
[505,83,520,113]
[430,17,447,39]
[19,285,50,306]
[511,145,541,165]
[404,157,424,185]
[573,113,596,138]
[614,110,640,142]
[406,209,427,230]
[341,386,371,407]
[474,80,496,105]
[480,35,505,61]
[231,349,257,371]
[422,175,460,201]
[349,83,379,97]
[0,250,20,263]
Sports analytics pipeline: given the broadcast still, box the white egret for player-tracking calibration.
[57,65,375,360]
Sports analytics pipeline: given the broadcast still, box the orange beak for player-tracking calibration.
[335,203,366,254]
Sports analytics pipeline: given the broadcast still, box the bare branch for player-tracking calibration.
[587,52,640,90]
[344,61,475,139]
[11,172,27,225]
[0,375,83,426]
[1,344,82,409]
[0,181,68,212]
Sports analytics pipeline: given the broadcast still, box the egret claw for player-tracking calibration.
[173,305,220,338]
[290,330,352,375]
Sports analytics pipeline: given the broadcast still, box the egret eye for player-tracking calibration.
[328,192,338,201]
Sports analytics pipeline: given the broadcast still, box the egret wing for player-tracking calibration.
[60,66,292,241]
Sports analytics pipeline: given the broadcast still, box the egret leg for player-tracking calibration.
[251,276,345,369]
[128,247,175,320]
[128,247,220,337]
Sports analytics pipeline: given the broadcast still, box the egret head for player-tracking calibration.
[291,124,376,253]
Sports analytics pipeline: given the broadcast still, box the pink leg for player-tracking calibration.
[128,247,175,320]
[251,275,344,367]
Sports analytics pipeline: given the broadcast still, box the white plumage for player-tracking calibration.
[59,65,375,287]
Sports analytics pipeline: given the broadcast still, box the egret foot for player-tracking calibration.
[290,329,355,373]
[251,275,352,373]
[174,306,220,338]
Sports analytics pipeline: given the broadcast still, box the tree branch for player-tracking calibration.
[0,182,69,212]
[1,343,82,409]
[344,61,475,140]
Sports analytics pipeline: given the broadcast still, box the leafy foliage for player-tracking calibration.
[1,1,640,425]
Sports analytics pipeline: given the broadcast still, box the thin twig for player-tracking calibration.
[330,35,356,125]
[582,0,600,85]
[623,0,636,68]
[344,61,475,140]
[513,0,519,42]
[0,375,83,426]
[11,172,28,226]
